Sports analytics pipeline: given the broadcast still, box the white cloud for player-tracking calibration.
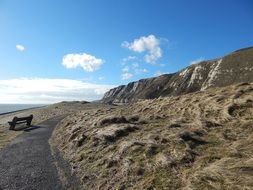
[122,35,162,63]
[62,53,104,72]
[154,70,166,76]
[130,63,148,74]
[0,78,115,104]
[121,63,148,79]
[190,57,204,65]
[135,68,148,74]
[132,63,139,68]
[121,56,138,66]
[16,44,25,51]
[122,56,137,62]
[122,66,129,72]
[121,72,133,80]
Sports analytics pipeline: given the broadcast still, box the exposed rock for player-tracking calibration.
[102,47,253,104]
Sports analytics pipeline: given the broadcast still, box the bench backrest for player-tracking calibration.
[13,115,33,122]
[12,115,33,123]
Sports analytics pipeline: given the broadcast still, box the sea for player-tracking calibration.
[0,104,46,115]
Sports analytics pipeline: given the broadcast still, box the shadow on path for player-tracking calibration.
[13,125,42,132]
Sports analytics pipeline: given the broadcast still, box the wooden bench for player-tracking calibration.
[8,115,33,130]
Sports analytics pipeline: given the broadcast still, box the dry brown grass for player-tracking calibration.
[0,124,22,150]
[50,84,253,189]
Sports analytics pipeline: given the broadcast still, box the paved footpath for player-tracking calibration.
[0,116,80,190]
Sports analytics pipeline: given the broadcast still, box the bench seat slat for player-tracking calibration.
[16,117,32,121]
[16,121,27,124]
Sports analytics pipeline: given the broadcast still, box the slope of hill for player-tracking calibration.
[102,47,253,104]
[51,83,253,189]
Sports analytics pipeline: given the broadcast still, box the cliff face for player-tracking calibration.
[102,47,253,104]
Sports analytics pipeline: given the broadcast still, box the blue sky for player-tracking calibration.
[0,0,252,103]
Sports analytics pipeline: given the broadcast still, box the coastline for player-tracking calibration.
[0,101,99,151]
[0,105,48,116]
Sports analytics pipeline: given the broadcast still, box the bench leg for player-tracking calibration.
[27,119,32,126]
[27,115,33,126]
[9,124,15,130]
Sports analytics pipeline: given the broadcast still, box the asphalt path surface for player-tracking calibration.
[0,116,79,190]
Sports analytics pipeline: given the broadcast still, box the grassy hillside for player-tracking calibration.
[51,83,253,189]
